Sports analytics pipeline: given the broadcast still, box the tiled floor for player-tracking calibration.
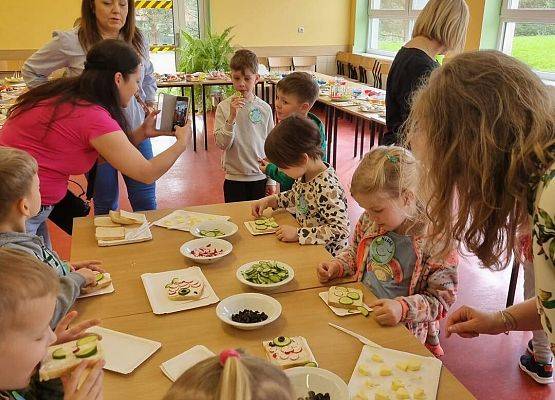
[50,109,554,400]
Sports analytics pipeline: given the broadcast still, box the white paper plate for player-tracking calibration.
[154,210,230,232]
[141,267,219,314]
[348,345,442,400]
[97,216,152,247]
[318,292,372,316]
[160,345,215,382]
[78,283,115,299]
[86,326,161,374]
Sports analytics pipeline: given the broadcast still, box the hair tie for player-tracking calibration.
[219,349,240,366]
[386,154,399,164]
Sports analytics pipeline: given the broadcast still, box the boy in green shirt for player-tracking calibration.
[259,72,327,191]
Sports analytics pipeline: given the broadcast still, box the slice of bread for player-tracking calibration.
[263,336,311,368]
[93,216,121,228]
[39,335,104,382]
[95,227,125,241]
[166,278,204,301]
[327,286,364,310]
[81,273,112,294]
[109,210,143,225]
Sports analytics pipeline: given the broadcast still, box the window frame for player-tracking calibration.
[365,0,425,56]
[498,0,555,80]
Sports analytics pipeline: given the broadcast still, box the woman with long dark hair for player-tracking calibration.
[22,0,159,215]
[1,40,189,247]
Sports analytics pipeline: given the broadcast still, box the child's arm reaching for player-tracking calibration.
[214,101,237,150]
[397,250,459,324]
[317,212,372,282]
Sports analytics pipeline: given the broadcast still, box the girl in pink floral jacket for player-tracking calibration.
[317,146,458,357]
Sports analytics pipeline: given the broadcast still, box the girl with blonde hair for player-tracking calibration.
[404,50,554,379]
[163,350,294,400]
[317,146,459,357]
[384,0,469,145]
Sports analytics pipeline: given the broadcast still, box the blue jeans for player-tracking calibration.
[26,205,54,249]
[93,139,157,215]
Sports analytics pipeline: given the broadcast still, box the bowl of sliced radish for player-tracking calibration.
[180,238,233,264]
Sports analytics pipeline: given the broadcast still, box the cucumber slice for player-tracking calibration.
[273,336,291,347]
[255,225,267,231]
[347,292,360,300]
[76,335,98,347]
[95,273,104,282]
[75,343,98,358]
[268,222,279,228]
[357,306,370,317]
[339,297,354,305]
[305,362,318,367]
[178,288,190,296]
[254,220,267,225]
[52,348,67,359]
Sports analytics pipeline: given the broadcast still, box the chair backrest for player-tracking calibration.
[376,61,392,89]
[268,57,293,72]
[336,52,349,63]
[293,56,317,72]
[0,60,24,73]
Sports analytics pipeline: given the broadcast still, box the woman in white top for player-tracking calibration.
[23,0,158,215]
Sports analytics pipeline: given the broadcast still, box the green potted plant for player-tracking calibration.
[177,26,235,111]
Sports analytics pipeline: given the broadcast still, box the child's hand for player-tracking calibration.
[54,311,101,345]
[276,225,298,242]
[75,268,98,286]
[266,184,277,195]
[258,158,269,174]
[317,260,341,282]
[71,260,105,273]
[370,299,403,326]
[252,196,277,217]
[62,359,104,400]
[229,94,246,120]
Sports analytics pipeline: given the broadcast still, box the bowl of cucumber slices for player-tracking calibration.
[236,260,295,291]
[190,220,238,239]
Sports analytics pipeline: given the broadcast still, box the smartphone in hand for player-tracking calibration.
[155,93,190,131]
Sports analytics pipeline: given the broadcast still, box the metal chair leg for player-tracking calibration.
[506,258,521,308]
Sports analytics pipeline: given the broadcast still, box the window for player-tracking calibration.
[366,0,430,55]
[135,0,205,73]
[498,0,555,79]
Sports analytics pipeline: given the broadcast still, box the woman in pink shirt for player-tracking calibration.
[0,39,189,247]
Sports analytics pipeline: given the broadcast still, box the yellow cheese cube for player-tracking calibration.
[379,366,393,376]
[408,360,422,371]
[358,364,372,376]
[375,391,391,400]
[414,388,427,400]
[391,378,405,391]
[396,388,410,400]
[396,361,409,371]
[371,354,384,363]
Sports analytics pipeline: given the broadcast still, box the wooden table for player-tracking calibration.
[77,284,474,400]
[71,203,474,400]
[71,203,352,320]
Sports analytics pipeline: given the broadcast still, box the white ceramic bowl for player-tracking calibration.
[216,293,282,330]
[236,260,294,292]
[190,220,238,239]
[179,238,233,264]
[285,367,350,400]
